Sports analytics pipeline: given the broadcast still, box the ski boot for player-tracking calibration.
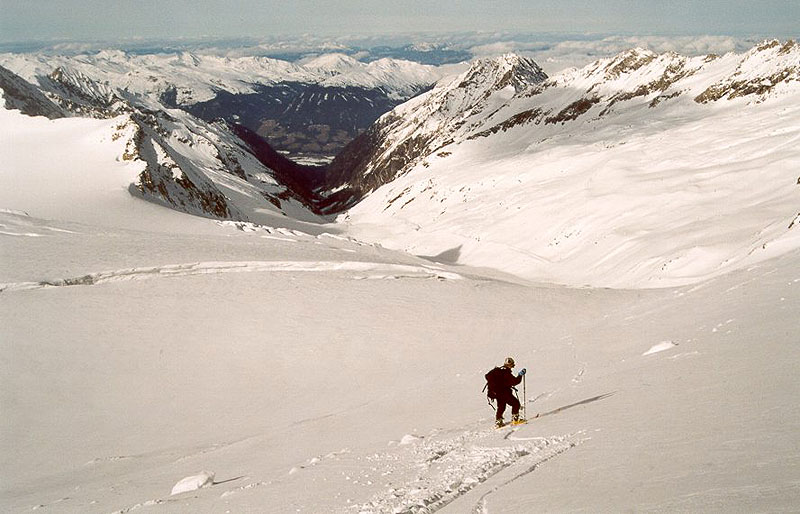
[511,414,527,426]
[495,418,505,428]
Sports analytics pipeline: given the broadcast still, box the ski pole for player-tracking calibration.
[523,374,527,420]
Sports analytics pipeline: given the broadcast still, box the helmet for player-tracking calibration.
[504,357,515,368]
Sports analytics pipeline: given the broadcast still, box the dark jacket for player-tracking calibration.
[486,366,522,397]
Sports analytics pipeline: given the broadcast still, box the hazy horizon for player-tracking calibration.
[1,0,798,44]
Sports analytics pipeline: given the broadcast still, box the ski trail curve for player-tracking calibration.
[0,260,463,293]
[347,425,584,513]
[471,439,580,514]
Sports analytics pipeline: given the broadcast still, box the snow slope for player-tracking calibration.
[1,43,799,513]
[339,41,800,288]
[0,76,328,227]
[1,207,798,513]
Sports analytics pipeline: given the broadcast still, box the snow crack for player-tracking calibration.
[0,261,462,293]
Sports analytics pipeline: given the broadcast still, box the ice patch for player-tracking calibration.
[668,351,700,360]
[0,208,30,216]
[0,230,43,237]
[219,480,269,498]
[399,434,423,445]
[643,341,678,356]
[170,471,215,495]
[260,235,298,242]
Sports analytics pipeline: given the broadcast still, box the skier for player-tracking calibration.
[485,357,526,427]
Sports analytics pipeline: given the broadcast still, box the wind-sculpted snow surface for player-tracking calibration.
[2,204,799,512]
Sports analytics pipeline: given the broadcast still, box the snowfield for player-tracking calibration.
[2,47,800,513]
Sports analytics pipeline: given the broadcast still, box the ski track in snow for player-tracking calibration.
[101,427,581,513]
[470,438,579,514]
[0,261,462,293]
[346,426,583,513]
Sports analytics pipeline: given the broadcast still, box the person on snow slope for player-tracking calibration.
[485,357,526,427]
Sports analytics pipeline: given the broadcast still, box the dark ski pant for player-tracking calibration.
[495,391,520,421]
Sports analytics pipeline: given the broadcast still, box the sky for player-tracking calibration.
[1,0,798,43]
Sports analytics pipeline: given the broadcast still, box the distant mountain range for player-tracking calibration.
[0,51,454,162]
[2,40,799,286]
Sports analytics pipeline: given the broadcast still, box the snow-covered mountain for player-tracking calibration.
[2,41,798,287]
[332,40,800,288]
[0,50,443,105]
[2,40,800,514]
[323,53,547,204]
[0,64,67,119]
[0,50,452,160]
[118,108,323,222]
[0,64,327,223]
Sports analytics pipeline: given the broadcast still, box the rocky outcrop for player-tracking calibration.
[320,54,548,212]
[0,65,66,119]
[122,113,240,220]
[1,63,327,222]
[603,48,658,79]
[469,108,546,138]
[38,66,127,118]
[545,96,601,124]
[695,39,799,103]
[314,42,800,216]
[600,55,695,114]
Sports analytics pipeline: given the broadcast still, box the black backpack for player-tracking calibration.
[483,366,504,401]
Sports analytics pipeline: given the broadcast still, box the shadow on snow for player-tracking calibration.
[533,392,616,419]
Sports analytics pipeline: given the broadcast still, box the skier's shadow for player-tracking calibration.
[532,392,616,418]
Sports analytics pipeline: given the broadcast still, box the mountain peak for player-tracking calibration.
[300,53,362,74]
[694,38,800,103]
[459,53,547,93]
[175,52,202,67]
[602,47,658,79]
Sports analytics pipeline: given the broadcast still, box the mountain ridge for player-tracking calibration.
[321,40,798,210]
[334,39,800,288]
[322,53,549,210]
[2,41,798,287]
[0,50,447,104]
[0,50,454,161]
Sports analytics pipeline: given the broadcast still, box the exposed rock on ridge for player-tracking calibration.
[339,40,800,288]
[0,65,67,119]
[321,54,548,212]
[0,65,318,222]
[319,41,800,215]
